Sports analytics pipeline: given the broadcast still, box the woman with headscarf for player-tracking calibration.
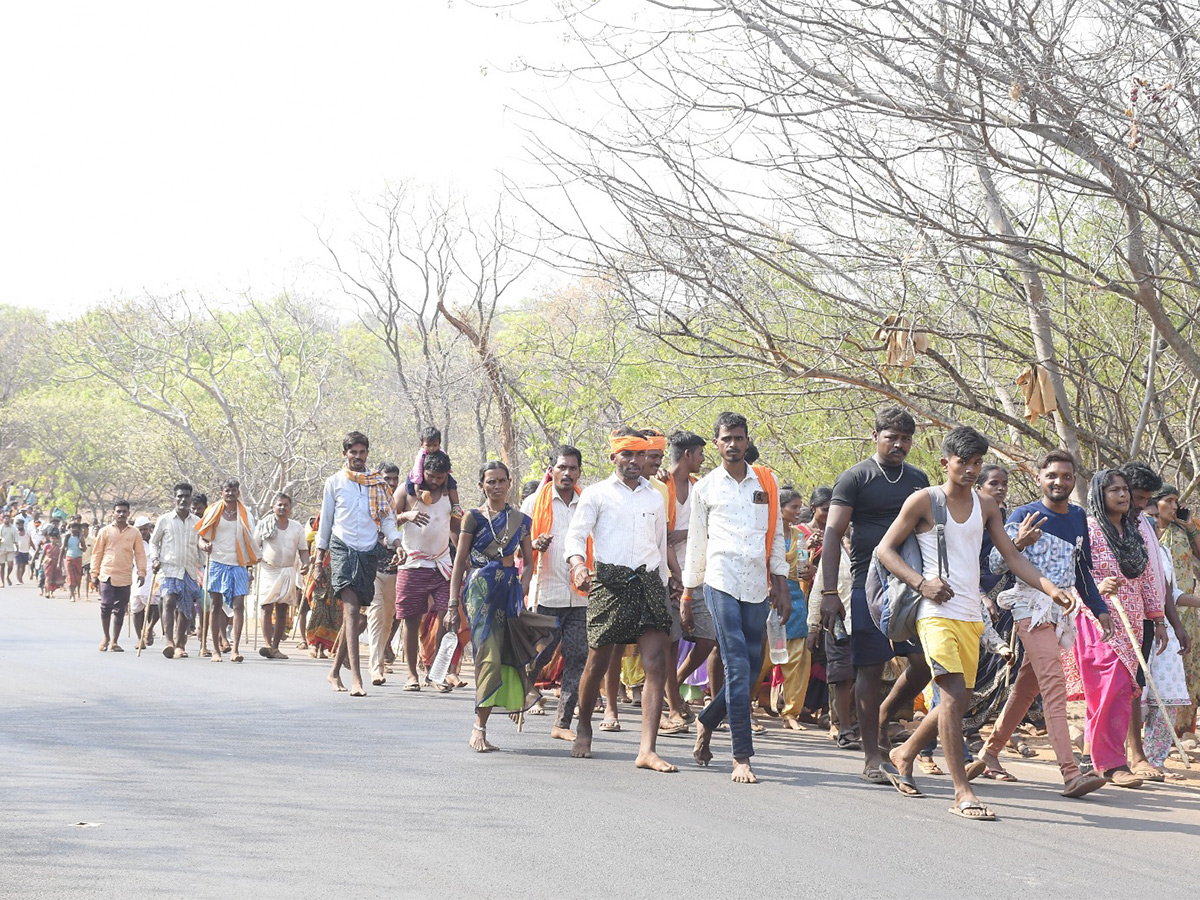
[1074,469,1165,787]
[1153,484,1200,732]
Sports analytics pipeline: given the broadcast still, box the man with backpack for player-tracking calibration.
[876,426,1074,820]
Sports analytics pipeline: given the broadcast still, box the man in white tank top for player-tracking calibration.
[394,450,455,691]
[877,426,1072,821]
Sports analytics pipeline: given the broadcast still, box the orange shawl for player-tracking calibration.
[530,475,592,591]
[663,471,697,531]
[752,465,779,562]
[195,498,259,566]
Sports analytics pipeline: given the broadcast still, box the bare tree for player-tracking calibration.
[512,0,1200,485]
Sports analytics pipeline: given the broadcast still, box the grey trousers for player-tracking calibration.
[538,604,589,730]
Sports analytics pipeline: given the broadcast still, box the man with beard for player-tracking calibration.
[523,445,589,741]
[820,407,933,785]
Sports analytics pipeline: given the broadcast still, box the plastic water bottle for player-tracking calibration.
[766,609,788,664]
[428,632,458,685]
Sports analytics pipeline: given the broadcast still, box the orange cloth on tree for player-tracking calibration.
[195,498,259,567]
[1016,363,1058,424]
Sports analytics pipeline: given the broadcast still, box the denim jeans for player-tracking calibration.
[698,585,770,760]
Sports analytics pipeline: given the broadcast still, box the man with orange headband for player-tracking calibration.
[684,412,790,784]
[521,444,589,742]
[564,426,677,772]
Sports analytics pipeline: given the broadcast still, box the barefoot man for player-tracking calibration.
[152,482,202,659]
[878,426,1069,819]
[564,427,677,772]
[521,444,590,743]
[196,479,258,664]
[254,492,310,660]
[684,413,791,784]
[91,500,147,652]
[315,431,402,697]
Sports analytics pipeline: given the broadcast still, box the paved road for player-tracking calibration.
[2,584,1198,899]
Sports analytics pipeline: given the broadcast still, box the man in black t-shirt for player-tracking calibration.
[820,407,934,784]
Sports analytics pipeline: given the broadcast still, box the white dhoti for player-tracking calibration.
[130,577,161,614]
[255,563,299,612]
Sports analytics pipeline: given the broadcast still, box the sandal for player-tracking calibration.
[835,732,862,751]
[885,768,924,797]
[917,757,944,776]
[751,721,766,734]
[598,719,621,732]
[949,800,995,821]
[403,680,422,692]
[1061,772,1106,798]
[1104,766,1144,788]
[982,766,1019,782]
[965,759,987,781]
[861,763,891,785]
[659,718,690,736]
[1130,767,1166,783]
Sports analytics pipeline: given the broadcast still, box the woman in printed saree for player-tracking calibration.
[447,460,554,753]
[304,516,339,658]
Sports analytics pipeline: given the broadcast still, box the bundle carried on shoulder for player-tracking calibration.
[865,486,947,643]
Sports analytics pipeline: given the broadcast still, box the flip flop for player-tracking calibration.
[982,766,1019,782]
[917,757,944,776]
[965,759,987,781]
[659,719,690,736]
[836,733,862,751]
[110,644,124,653]
[1061,773,1106,798]
[949,800,995,821]
[861,763,891,785]
[885,768,924,797]
[162,646,175,659]
[751,721,766,734]
[176,650,189,658]
[598,719,622,732]
[403,681,421,692]
[1130,767,1166,783]
[259,647,273,659]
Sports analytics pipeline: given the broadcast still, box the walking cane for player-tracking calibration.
[136,574,158,658]
[1002,624,1019,690]
[1106,593,1192,769]
[252,563,260,652]
[201,550,213,656]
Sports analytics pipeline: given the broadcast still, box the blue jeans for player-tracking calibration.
[698,586,770,760]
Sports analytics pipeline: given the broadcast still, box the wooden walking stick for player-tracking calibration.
[252,562,260,652]
[1106,592,1191,769]
[201,549,213,656]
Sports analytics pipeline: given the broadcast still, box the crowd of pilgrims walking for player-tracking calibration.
[18,408,1200,821]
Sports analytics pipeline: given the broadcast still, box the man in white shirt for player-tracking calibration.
[152,482,202,659]
[316,431,403,698]
[254,492,310,660]
[564,426,676,772]
[522,445,587,742]
[15,518,33,584]
[684,412,790,785]
[0,513,18,586]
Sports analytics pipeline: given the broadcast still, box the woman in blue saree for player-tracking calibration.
[447,460,555,752]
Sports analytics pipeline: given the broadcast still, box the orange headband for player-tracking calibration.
[610,435,652,454]
[641,433,667,452]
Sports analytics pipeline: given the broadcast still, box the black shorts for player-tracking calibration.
[849,587,919,667]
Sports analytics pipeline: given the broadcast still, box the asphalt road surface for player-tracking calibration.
[3,584,1198,899]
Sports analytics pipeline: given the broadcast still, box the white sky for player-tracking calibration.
[0,1,556,315]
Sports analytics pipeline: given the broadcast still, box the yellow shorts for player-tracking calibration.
[916,617,984,689]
